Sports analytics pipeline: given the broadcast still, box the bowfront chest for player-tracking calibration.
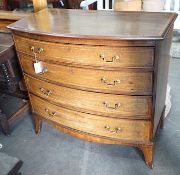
[8,9,177,168]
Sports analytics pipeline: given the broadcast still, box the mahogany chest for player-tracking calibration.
[8,9,177,168]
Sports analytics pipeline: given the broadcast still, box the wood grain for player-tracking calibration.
[8,9,177,40]
[153,26,174,136]
[0,11,30,20]
[12,31,156,47]
[19,53,153,95]
[139,144,153,168]
[0,19,14,32]
[25,75,152,119]
[30,94,151,142]
[14,35,154,68]
[32,0,47,12]
[0,10,30,34]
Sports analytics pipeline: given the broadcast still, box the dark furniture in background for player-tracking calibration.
[0,33,22,95]
[0,0,8,10]
[6,0,69,11]
[5,0,84,11]
[0,32,29,135]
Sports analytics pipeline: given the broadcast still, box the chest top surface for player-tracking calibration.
[8,9,177,40]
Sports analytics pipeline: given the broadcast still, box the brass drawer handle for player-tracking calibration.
[44,108,57,117]
[39,88,52,96]
[104,125,122,134]
[101,77,121,86]
[31,46,44,55]
[103,101,121,110]
[100,54,120,63]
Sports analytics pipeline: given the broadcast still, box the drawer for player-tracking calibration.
[25,75,152,119]
[14,35,154,68]
[19,54,153,95]
[30,94,151,142]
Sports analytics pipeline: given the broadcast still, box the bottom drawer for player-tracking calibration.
[30,94,151,142]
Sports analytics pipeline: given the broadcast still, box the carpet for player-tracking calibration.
[165,31,180,117]
[165,84,171,117]
[171,31,180,58]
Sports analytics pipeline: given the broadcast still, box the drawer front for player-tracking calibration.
[20,54,153,95]
[25,75,152,119]
[30,95,151,142]
[14,35,154,68]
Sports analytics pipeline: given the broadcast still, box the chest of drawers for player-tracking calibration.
[8,9,177,168]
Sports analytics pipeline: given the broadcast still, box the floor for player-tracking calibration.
[0,47,180,175]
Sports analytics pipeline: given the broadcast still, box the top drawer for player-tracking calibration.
[14,35,154,69]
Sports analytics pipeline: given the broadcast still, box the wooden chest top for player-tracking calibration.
[8,8,177,40]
